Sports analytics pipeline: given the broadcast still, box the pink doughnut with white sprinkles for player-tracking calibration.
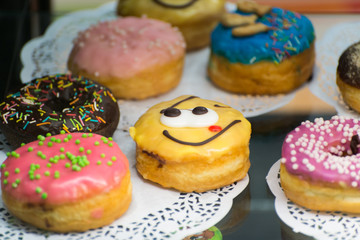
[282,116,360,188]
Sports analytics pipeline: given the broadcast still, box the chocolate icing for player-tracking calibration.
[192,106,208,115]
[337,41,360,88]
[153,0,198,9]
[163,120,241,146]
[160,95,199,113]
[0,74,120,147]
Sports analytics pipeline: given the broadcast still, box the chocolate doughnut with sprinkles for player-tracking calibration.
[1,132,132,232]
[280,116,360,213]
[0,74,119,148]
[336,41,360,114]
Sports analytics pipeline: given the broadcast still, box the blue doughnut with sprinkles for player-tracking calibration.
[207,0,315,95]
[0,74,119,147]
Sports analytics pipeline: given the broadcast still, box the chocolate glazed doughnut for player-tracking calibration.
[336,42,360,113]
[0,74,120,147]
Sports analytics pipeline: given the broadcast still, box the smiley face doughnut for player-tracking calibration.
[129,95,251,192]
[1,132,131,232]
[281,116,360,213]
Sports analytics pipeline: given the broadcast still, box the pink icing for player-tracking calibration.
[1,133,129,204]
[70,16,185,78]
[281,116,360,188]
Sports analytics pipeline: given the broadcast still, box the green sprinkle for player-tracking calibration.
[14,168,20,174]
[108,143,113,147]
[12,183,18,188]
[47,142,53,147]
[94,141,100,146]
[111,156,117,161]
[11,151,17,157]
[36,187,42,193]
[47,163,52,168]
[28,147,33,152]
[50,137,56,142]
[1,164,5,169]
[38,141,44,146]
[15,179,20,184]
[3,179,8,185]
[60,154,65,159]
[79,147,84,152]
[97,161,102,165]
[37,135,45,141]
[35,164,40,169]
[21,143,25,147]
[41,193,48,199]
[103,139,109,144]
[56,139,61,143]
[44,171,50,176]
[86,150,92,155]
[67,134,72,140]
[60,130,65,134]
[65,163,71,168]
[75,139,80,145]
[29,175,35,180]
[88,133,93,137]
[6,152,10,157]
[37,151,42,156]
[35,174,41,179]
[46,133,51,137]
[64,138,69,143]
[107,161,113,166]
[108,137,113,141]
[101,153,105,158]
[41,154,46,160]
[54,171,60,179]
[60,147,65,152]
[82,134,87,138]
[4,171,9,177]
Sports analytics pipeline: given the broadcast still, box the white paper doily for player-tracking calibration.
[20,1,299,118]
[267,160,360,240]
[309,21,360,118]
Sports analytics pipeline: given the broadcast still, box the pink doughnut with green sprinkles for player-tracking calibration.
[1,132,129,204]
[0,74,120,147]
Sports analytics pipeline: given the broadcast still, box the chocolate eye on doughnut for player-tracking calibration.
[163,108,181,117]
[192,106,208,115]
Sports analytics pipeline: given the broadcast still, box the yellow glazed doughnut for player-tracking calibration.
[130,95,251,192]
[117,0,225,51]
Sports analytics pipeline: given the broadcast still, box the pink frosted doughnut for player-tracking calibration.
[67,16,186,100]
[280,116,360,213]
[1,132,132,232]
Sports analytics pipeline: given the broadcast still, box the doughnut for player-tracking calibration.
[0,74,119,148]
[183,226,222,240]
[207,0,315,95]
[280,116,360,213]
[67,17,185,100]
[0,132,131,232]
[116,0,225,51]
[336,41,360,113]
[129,95,251,192]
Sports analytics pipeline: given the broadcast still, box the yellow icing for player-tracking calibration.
[129,95,251,163]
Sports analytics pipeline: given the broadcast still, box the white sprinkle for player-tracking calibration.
[292,164,299,170]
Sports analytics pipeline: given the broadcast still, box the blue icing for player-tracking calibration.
[210,7,315,64]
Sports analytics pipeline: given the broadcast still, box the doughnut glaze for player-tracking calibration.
[0,74,119,147]
[68,17,185,79]
[281,116,360,189]
[211,7,315,64]
[337,41,360,88]
[1,132,129,204]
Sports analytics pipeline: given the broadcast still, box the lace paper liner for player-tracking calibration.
[309,21,360,118]
[20,1,299,118]
[267,160,360,240]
